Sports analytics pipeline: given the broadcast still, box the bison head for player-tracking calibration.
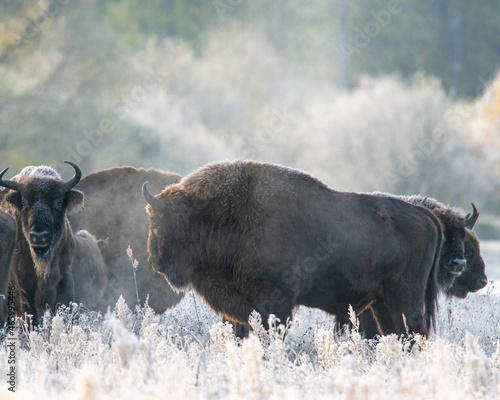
[0,161,83,277]
[447,228,487,298]
[433,214,466,290]
[433,204,479,288]
[142,181,193,292]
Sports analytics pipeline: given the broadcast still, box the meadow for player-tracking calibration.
[2,4,500,399]
[1,269,500,399]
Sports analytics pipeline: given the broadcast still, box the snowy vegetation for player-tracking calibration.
[2,3,500,398]
[1,286,500,399]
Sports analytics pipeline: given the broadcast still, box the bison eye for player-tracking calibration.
[53,198,64,211]
[21,198,28,209]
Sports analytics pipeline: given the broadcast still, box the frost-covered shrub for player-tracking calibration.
[1,289,500,398]
[126,32,496,214]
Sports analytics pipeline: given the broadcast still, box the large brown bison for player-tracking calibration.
[0,210,16,325]
[0,162,83,322]
[143,160,443,337]
[68,166,184,313]
[335,194,487,337]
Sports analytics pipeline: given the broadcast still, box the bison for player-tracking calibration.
[346,228,488,338]
[448,230,487,298]
[0,210,16,325]
[143,160,443,338]
[68,166,184,313]
[335,194,487,337]
[374,193,477,291]
[72,230,108,311]
[401,196,486,296]
[0,162,83,322]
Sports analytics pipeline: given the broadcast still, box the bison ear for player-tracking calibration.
[65,189,84,214]
[4,191,22,211]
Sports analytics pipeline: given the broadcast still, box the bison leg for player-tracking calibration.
[334,313,350,334]
[359,308,383,338]
[220,298,294,340]
[55,271,75,310]
[335,307,382,339]
[381,287,427,337]
[222,316,250,339]
[223,307,294,340]
[368,301,395,337]
[34,282,57,322]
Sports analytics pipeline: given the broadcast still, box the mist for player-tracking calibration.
[2,3,500,398]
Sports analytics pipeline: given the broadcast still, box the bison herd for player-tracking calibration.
[0,159,488,340]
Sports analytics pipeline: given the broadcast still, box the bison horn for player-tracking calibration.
[143,181,168,211]
[0,167,23,192]
[419,197,428,206]
[464,203,479,229]
[63,161,82,191]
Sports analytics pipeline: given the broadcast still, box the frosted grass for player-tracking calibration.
[1,288,500,399]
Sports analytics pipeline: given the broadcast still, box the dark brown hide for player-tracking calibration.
[68,166,183,312]
[0,210,16,325]
[72,230,108,310]
[343,229,488,338]
[337,194,486,338]
[0,163,83,321]
[374,193,467,289]
[144,160,442,337]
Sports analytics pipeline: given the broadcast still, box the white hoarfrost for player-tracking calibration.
[1,290,500,399]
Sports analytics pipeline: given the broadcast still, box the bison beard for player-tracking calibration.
[144,160,443,338]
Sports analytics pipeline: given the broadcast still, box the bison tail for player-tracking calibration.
[425,216,443,334]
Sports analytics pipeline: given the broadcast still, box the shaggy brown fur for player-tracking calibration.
[336,193,486,338]
[376,194,486,294]
[0,163,83,322]
[68,166,184,313]
[144,160,443,337]
[373,192,470,290]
